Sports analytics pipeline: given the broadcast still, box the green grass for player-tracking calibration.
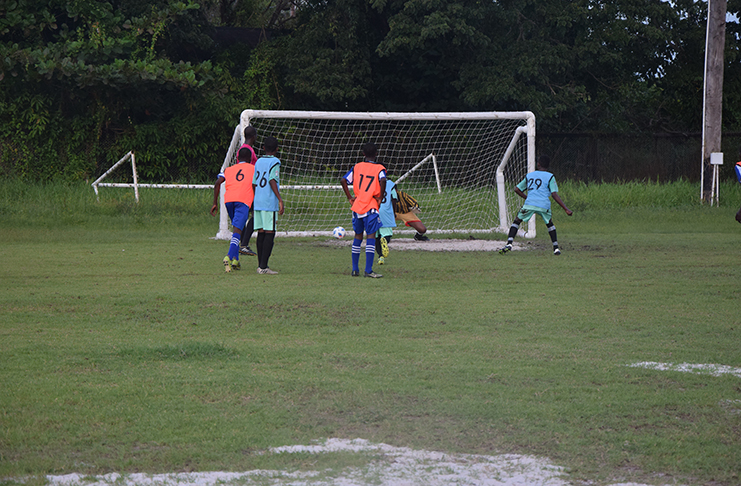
[1,180,740,486]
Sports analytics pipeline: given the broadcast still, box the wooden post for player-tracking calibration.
[701,0,726,202]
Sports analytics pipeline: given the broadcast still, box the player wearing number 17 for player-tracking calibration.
[211,147,256,272]
[340,142,387,278]
[499,155,573,255]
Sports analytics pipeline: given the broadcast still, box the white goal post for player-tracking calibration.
[91,151,212,201]
[217,110,536,239]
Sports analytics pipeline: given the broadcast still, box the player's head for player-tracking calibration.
[263,136,279,154]
[363,142,378,159]
[537,155,551,169]
[243,126,257,143]
[237,147,253,162]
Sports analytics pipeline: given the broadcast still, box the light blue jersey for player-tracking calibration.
[252,155,281,211]
[516,170,558,211]
[378,180,398,229]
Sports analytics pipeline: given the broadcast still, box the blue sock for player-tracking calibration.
[365,237,375,273]
[351,238,361,272]
[228,233,240,260]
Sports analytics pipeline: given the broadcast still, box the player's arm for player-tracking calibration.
[210,175,225,216]
[340,171,355,204]
[551,192,573,216]
[514,188,527,199]
[269,179,284,216]
[377,175,387,207]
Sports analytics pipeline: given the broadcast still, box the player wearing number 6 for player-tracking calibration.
[211,147,256,272]
[340,142,387,278]
[499,155,573,255]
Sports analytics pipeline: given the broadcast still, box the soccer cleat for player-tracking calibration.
[414,233,429,241]
[498,244,512,254]
[380,237,389,257]
[364,271,383,278]
[351,270,360,277]
[223,256,232,272]
[231,258,241,270]
[378,256,385,265]
[240,246,256,256]
[261,267,278,275]
[553,248,561,255]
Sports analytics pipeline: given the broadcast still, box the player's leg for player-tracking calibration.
[259,212,278,273]
[500,214,525,254]
[253,211,265,272]
[225,203,246,271]
[254,211,278,274]
[376,228,392,264]
[363,214,383,278]
[736,203,741,224]
[350,214,364,276]
[240,212,256,256]
[542,210,560,255]
[409,220,429,241]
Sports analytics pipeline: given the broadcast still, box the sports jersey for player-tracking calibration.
[239,143,258,165]
[252,155,281,211]
[735,161,741,183]
[220,162,255,205]
[516,170,558,211]
[343,161,387,215]
[378,180,397,229]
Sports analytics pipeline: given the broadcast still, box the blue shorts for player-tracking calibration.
[226,202,250,230]
[352,212,382,237]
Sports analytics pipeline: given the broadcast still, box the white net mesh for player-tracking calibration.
[221,111,535,237]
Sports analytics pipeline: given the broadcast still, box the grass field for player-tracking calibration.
[1,180,740,486]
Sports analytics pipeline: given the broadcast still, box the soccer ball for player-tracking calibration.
[332,226,346,239]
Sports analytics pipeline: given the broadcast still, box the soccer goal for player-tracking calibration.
[216,110,536,239]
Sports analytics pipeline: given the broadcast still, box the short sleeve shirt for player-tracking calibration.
[516,170,558,211]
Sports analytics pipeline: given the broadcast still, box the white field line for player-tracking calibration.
[40,438,676,486]
[627,362,741,378]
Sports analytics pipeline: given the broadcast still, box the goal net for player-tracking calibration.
[216,110,536,239]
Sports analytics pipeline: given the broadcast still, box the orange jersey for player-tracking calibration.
[350,161,386,214]
[223,162,255,205]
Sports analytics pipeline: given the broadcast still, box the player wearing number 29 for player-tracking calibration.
[211,147,256,272]
[499,155,573,255]
[340,142,387,278]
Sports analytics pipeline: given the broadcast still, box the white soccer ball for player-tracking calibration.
[332,226,346,239]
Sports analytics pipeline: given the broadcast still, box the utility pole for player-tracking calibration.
[701,0,726,202]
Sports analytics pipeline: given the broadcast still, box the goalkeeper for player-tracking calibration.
[374,181,430,265]
[394,189,429,242]
[499,155,573,255]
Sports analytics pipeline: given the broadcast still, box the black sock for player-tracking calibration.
[241,217,254,247]
[547,222,558,248]
[261,232,275,269]
[256,232,266,268]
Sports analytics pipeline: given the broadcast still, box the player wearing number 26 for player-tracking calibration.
[340,142,387,278]
[252,136,284,275]
[499,155,573,256]
[211,147,256,272]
